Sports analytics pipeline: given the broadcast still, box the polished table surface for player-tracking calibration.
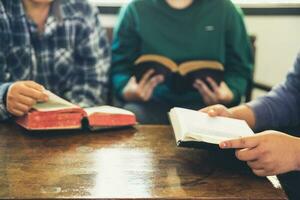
[0,123,287,199]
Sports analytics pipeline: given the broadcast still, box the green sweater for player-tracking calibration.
[111,0,253,107]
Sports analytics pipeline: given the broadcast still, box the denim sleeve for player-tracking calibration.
[247,53,300,132]
[0,82,12,121]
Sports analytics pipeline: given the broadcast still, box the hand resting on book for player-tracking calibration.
[6,81,49,117]
[123,69,164,102]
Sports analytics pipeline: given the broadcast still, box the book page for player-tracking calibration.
[84,106,134,116]
[170,107,254,144]
[32,90,79,112]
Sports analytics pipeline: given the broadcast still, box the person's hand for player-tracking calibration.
[122,69,164,102]
[193,77,233,106]
[200,104,233,118]
[6,81,49,117]
[219,131,300,176]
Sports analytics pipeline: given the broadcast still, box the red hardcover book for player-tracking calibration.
[16,91,136,131]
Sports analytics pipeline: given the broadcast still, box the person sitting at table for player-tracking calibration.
[111,0,253,124]
[201,52,300,199]
[0,0,110,121]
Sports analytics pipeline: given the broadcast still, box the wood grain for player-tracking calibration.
[0,123,287,199]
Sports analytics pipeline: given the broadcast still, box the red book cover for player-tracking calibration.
[15,91,137,131]
[85,106,137,128]
[16,108,85,130]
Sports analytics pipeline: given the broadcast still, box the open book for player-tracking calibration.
[134,54,224,93]
[169,107,282,189]
[169,107,254,145]
[16,91,137,131]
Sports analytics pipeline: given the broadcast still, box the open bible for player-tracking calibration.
[16,91,136,131]
[169,107,282,189]
[169,107,254,146]
[134,54,224,93]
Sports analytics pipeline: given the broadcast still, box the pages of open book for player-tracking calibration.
[169,107,282,189]
[170,107,254,144]
[33,90,79,112]
[84,106,135,116]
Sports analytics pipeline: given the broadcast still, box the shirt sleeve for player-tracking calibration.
[224,1,254,106]
[0,82,12,121]
[111,4,140,100]
[248,53,300,132]
[0,5,13,121]
[0,53,12,121]
[64,6,111,107]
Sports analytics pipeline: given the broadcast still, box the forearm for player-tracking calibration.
[229,104,256,129]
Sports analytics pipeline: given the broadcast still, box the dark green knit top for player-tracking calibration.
[111,0,253,107]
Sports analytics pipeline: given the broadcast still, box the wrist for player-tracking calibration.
[229,105,256,129]
[122,89,137,102]
[294,137,300,171]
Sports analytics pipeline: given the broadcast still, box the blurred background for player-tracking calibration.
[90,0,300,100]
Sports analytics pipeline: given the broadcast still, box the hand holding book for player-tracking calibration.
[169,107,281,188]
[219,131,300,179]
[134,54,224,94]
[123,69,164,102]
[193,78,234,105]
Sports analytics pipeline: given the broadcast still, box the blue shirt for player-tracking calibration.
[0,0,110,120]
[248,52,300,131]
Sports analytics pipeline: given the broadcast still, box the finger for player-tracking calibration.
[10,109,25,117]
[139,69,155,88]
[235,148,260,161]
[193,82,214,105]
[129,76,137,84]
[219,136,260,149]
[142,75,164,100]
[252,169,270,177]
[19,87,48,102]
[206,77,219,93]
[193,82,206,97]
[195,80,217,104]
[201,105,228,117]
[247,160,265,170]
[17,95,37,107]
[24,81,45,91]
[13,102,31,113]
[200,105,214,113]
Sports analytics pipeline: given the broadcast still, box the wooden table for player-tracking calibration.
[0,123,287,199]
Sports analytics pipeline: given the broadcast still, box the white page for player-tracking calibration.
[170,107,281,189]
[171,107,254,144]
[84,106,134,116]
[33,90,79,112]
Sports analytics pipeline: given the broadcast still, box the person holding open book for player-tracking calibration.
[0,0,110,121]
[111,0,253,124]
[201,52,300,199]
